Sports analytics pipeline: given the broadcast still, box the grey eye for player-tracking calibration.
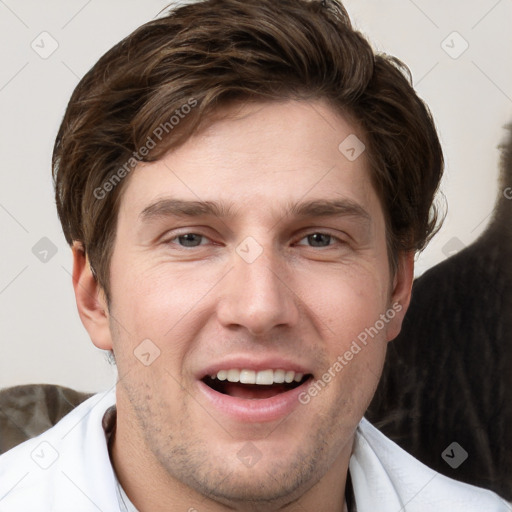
[306,233,332,247]
[177,233,204,247]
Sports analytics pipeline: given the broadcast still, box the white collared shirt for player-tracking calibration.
[0,389,509,511]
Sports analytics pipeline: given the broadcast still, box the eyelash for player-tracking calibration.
[164,231,345,249]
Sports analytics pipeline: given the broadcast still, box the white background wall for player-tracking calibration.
[1,0,511,392]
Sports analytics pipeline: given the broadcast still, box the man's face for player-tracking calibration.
[92,100,411,507]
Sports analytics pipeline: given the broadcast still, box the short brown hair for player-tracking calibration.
[53,0,444,301]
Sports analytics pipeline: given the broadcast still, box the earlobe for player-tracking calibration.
[386,251,415,342]
[72,242,113,350]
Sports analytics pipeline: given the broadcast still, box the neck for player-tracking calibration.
[111,408,353,512]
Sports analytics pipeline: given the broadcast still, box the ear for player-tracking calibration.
[385,251,415,342]
[72,242,113,350]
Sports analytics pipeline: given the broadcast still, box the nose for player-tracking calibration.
[216,243,300,336]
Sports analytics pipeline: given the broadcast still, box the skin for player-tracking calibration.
[73,99,414,511]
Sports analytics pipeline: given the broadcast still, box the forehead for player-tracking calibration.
[118,99,381,225]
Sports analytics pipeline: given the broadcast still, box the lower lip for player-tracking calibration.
[197,377,313,423]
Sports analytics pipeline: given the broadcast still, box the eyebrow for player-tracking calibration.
[139,198,371,225]
[140,199,235,221]
[287,198,371,223]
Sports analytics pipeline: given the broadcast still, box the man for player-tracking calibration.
[0,0,508,510]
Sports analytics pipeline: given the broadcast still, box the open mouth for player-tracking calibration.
[201,370,312,400]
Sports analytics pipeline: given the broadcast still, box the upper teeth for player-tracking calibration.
[210,369,304,385]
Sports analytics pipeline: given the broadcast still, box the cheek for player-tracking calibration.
[108,259,220,359]
[296,262,390,341]
[295,262,391,404]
